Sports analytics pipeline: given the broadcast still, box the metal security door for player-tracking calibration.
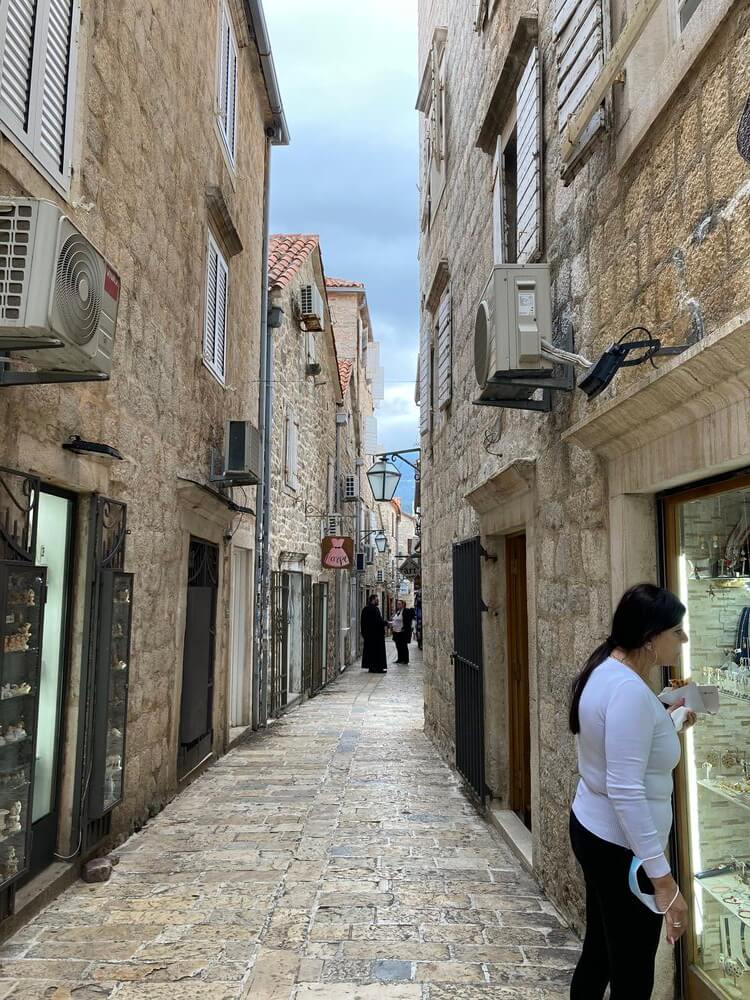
[506,533,531,829]
[452,537,486,802]
[302,574,313,695]
[270,571,289,716]
[311,582,328,693]
[178,539,218,779]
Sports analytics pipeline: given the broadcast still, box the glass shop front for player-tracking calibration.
[663,472,750,1000]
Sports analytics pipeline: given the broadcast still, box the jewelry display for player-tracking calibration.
[3,623,31,654]
[0,683,31,700]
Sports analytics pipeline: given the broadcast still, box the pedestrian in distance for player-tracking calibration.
[361,594,387,673]
[402,603,415,643]
[390,599,409,664]
[568,583,694,1000]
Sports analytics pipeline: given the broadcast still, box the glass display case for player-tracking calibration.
[0,563,45,887]
[664,475,750,999]
[90,571,133,819]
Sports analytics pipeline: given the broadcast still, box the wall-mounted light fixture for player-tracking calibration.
[579,327,686,401]
[61,435,123,460]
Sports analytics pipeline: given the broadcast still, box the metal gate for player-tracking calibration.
[270,571,289,716]
[452,537,486,802]
[302,574,313,694]
[178,539,218,779]
[311,582,328,692]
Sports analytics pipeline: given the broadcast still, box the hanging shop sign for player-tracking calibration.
[399,557,420,579]
[321,537,354,570]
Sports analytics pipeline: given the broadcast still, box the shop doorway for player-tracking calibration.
[178,539,218,780]
[662,471,750,1000]
[286,571,303,702]
[506,533,531,830]
[312,582,329,692]
[229,547,252,731]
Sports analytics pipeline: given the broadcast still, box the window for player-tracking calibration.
[203,231,228,384]
[217,2,238,164]
[676,0,703,32]
[436,287,452,410]
[492,47,542,264]
[554,0,606,173]
[417,28,447,230]
[0,0,79,191]
[284,410,299,490]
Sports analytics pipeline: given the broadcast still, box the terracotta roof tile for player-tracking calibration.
[338,360,354,395]
[268,234,319,288]
[326,276,364,289]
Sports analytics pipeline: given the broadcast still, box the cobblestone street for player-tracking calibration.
[0,647,578,999]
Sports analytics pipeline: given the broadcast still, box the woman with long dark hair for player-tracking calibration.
[569,584,693,999]
[361,594,387,673]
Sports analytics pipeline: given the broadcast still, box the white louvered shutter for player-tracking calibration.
[204,233,228,382]
[364,416,378,455]
[492,136,505,265]
[516,46,542,263]
[0,0,77,185]
[436,288,452,410]
[218,4,238,162]
[419,323,431,437]
[555,0,605,149]
[35,0,74,175]
[0,0,36,133]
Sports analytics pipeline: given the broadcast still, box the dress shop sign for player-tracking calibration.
[321,537,354,570]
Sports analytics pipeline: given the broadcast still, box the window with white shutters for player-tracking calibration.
[418,321,431,437]
[436,287,452,410]
[515,46,542,264]
[417,28,447,231]
[0,0,77,189]
[217,2,238,164]
[364,415,378,456]
[203,231,228,384]
[284,410,299,490]
[555,0,606,162]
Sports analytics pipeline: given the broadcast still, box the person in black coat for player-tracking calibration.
[361,594,387,673]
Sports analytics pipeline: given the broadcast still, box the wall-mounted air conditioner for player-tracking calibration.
[224,420,262,485]
[299,283,324,331]
[0,198,120,373]
[342,474,359,501]
[474,264,553,402]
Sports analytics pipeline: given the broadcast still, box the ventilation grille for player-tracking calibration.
[343,474,358,500]
[0,203,32,322]
[55,233,102,345]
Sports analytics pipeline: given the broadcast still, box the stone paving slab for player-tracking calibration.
[0,646,578,998]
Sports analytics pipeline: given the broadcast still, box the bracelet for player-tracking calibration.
[661,887,680,915]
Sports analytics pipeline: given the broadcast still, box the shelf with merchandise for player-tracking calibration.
[696,871,750,931]
[698,778,750,814]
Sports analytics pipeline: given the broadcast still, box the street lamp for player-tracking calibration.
[374,530,387,553]
[366,460,401,502]
[366,449,421,503]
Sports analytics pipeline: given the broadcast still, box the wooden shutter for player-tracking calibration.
[419,323,431,437]
[437,288,452,410]
[36,0,74,174]
[218,4,237,161]
[0,0,36,133]
[516,46,542,263]
[204,232,227,382]
[555,0,605,141]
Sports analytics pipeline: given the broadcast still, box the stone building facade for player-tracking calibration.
[417,0,750,995]
[266,236,342,709]
[0,0,285,920]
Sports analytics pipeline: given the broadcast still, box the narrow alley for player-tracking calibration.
[0,651,578,1000]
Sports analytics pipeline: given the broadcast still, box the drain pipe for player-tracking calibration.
[244,0,291,147]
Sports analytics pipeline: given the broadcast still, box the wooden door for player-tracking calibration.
[506,533,531,829]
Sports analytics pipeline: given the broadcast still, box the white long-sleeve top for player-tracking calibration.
[571,657,681,878]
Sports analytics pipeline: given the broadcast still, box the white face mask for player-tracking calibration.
[628,857,664,914]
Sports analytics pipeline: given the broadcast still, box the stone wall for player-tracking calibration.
[417,0,750,931]
[0,0,271,848]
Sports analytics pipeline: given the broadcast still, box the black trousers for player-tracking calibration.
[569,810,663,1000]
[393,631,409,663]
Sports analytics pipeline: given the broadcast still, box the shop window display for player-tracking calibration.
[667,480,750,999]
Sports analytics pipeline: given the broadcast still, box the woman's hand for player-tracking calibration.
[653,874,688,944]
[666,697,697,730]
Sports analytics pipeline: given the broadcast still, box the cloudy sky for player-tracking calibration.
[265,0,420,510]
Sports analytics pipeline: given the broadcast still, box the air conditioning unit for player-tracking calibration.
[342,474,359,501]
[0,198,120,373]
[299,283,324,331]
[224,420,262,485]
[474,264,553,402]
